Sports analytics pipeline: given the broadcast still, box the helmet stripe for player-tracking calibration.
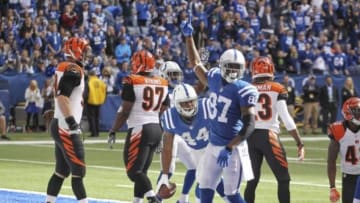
[234,49,237,61]
[182,83,190,98]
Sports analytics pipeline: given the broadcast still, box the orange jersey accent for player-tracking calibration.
[253,81,287,133]
[122,74,168,128]
[329,121,360,174]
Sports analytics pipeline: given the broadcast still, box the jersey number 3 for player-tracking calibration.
[142,86,165,111]
[256,93,272,121]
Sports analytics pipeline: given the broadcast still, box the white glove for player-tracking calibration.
[156,174,170,193]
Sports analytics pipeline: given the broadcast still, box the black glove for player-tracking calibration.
[65,116,81,135]
[108,131,116,149]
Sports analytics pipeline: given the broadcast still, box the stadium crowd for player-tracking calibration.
[0,0,360,85]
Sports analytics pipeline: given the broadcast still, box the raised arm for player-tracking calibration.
[181,11,208,86]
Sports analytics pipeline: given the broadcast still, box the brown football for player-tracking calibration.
[157,182,176,199]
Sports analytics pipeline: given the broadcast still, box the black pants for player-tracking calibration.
[26,113,38,131]
[342,173,359,203]
[50,119,86,177]
[123,123,162,198]
[321,103,337,134]
[87,104,100,137]
[244,129,291,203]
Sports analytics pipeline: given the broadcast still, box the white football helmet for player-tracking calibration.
[160,61,184,88]
[173,83,198,118]
[219,49,246,83]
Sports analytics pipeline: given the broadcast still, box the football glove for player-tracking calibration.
[217,147,232,168]
[180,11,193,37]
[108,131,116,149]
[65,116,82,135]
[156,174,170,193]
[329,187,340,202]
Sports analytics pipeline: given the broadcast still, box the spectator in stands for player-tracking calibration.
[60,2,79,32]
[0,100,10,140]
[114,61,130,95]
[104,25,117,58]
[330,42,349,75]
[115,36,132,65]
[341,76,358,106]
[88,24,106,57]
[87,56,104,77]
[302,74,320,134]
[46,22,62,57]
[41,78,54,133]
[24,79,41,132]
[85,70,107,137]
[100,66,115,94]
[319,75,339,134]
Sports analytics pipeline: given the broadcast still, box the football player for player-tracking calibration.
[181,13,259,202]
[328,97,360,203]
[108,50,169,203]
[157,83,229,203]
[244,56,305,203]
[157,61,196,203]
[45,37,92,203]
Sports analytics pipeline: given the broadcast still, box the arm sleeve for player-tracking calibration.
[121,83,135,102]
[276,99,297,131]
[57,69,81,97]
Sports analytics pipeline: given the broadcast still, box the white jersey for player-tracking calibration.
[253,81,288,133]
[53,61,85,129]
[329,121,360,175]
[122,74,168,128]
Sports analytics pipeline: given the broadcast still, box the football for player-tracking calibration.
[157,182,176,199]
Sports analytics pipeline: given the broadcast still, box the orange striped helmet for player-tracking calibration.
[63,37,91,63]
[251,56,275,79]
[131,50,155,74]
[342,97,360,125]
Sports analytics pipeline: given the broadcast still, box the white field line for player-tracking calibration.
[0,158,339,189]
[0,136,328,145]
[0,188,129,203]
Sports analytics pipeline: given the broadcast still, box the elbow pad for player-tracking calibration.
[237,114,255,140]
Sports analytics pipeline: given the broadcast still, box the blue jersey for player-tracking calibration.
[206,68,258,146]
[160,98,210,150]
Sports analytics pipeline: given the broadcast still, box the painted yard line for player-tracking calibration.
[0,188,128,203]
[0,136,327,145]
[0,158,338,183]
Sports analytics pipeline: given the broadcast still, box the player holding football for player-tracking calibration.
[181,13,259,202]
[157,83,229,202]
[244,56,305,203]
[108,50,169,203]
[45,37,92,203]
[157,61,198,203]
[327,97,360,203]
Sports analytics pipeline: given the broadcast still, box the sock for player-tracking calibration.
[278,180,290,203]
[71,177,87,200]
[133,197,143,203]
[178,193,189,202]
[216,178,225,197]
[195,184,200,199]
[45,195,56,203]
[200,188,214,203]
[79,199,88,203]
[144,190,156,197]
[182,169,196,194]
[46,174,64,196]
[227,193,245,203]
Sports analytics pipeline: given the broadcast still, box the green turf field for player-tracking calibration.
[0,132,341,202]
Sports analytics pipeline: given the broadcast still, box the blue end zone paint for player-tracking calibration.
[0,188,127,203]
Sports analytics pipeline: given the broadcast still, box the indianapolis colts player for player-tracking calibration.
[181,13,259,202]
[157,83,229,203]
[157,61,207,202]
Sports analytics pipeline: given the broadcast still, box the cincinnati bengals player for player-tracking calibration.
[244,56,305,203]
[108,50,169,203]
[327,97,360,203]
[45,37,91,203]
